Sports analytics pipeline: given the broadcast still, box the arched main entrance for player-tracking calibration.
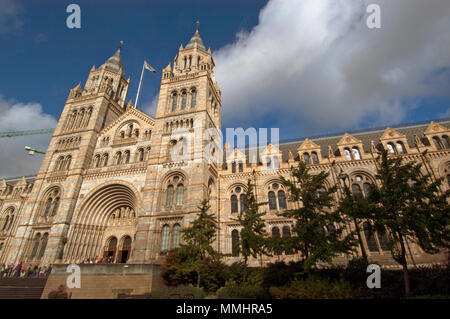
[63,183,138,263]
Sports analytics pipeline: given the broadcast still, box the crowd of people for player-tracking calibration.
[81,256,115,264]
[0,263,52,278]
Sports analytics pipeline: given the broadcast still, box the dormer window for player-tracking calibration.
[303,152,311,164]
[352,147,361,160]
[311,152,319,164]
[396,141,406,154]
[344,148,352,161]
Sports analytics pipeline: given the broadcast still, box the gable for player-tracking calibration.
[336,133,362,146]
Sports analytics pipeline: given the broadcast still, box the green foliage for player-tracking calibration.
[269,277,354,299]
[237,180,269,280]
[367,149,450,295]
[261,261,306,287]
[280,161,357,272]
[216,282,270,299]
[150,285,206,299]
[167,199,222,288]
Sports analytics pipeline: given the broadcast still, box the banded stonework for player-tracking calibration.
[0,28,449,269]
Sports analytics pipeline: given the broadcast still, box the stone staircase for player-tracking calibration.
[0,278,48,299]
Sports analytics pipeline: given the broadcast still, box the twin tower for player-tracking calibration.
[5,25,223,266]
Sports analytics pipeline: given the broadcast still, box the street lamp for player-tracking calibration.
[25,146,46,155]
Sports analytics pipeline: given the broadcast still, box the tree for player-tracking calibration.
[367,149,450,296]
[337,186,370,262]
[237,179,269,281]
[280,161,356,273]
[180,199,221,287]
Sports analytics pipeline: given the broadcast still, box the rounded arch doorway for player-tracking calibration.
[118,235,132,263]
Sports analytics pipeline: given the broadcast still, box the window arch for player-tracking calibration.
[176,184,184,205]
[386,142,396,154]
[29,233,41,260]
[41,188,61,219]
[124,150,130,164]
[102,153,109,166]
[231,229,239,257]
[278,190,287,209]
[344,148,352,161]
[230,185,246,213]
[396,141,406,154]
[311,152,319,164]
[231,195,238,213]
[166,185,174,206]
[37,233,49,260]
[94,154,101,168]
[268,191,277,210]
[191,88,197,108]
[115,151,122,165]
[442,135,450,149]
[351,184,362,196]
[303,152,311,164]
[282,226,291,238]
[171,92,178,111]
[137,148,145,162]
[172,224,181,249]
[1,207,15,232]
[432,136,443,150]
[352,147,361,160]
[161,225,170,252]
[181,91,187,110]
[239,194,247,212]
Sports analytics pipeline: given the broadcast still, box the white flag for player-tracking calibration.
[144,60,156,73]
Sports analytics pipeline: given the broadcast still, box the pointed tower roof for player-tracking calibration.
[185,21,206,51]
[103,47,123,73]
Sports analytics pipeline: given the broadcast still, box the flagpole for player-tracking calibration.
[135,62,145,109]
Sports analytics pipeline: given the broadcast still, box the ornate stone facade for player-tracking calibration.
[0,28,449,268]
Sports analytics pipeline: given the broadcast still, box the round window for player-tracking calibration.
[235,187,241,193]
[272,183,279,190]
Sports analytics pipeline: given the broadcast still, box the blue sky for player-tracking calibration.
[1,0,450,177]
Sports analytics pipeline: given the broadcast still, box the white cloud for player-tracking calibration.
[0,95,57,178]
[0,0,22,35]
[214,0,450,135]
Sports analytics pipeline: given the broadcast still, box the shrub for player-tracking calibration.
[269,277,354,299]
[150,285,206,299]
[216,283,270,299]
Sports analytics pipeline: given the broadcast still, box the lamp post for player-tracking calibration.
[25,146,45,155]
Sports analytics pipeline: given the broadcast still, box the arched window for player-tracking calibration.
[363,183,372,197]
[51,197,60,217]
[387,143,396,154]
[442,135,450,149]
[238,162,244,173]
[352,184,362,196]
[102,153,109,166]
[181,91,187,110]
[231,230,239,257]
[94,154,101,168]
[282,226,291,237]
[115,151,122,165]
[29,233,41,260]
[278,190,287,209]
[37,233,48,260]
[272,227,280,238]
[344,148,352,161]
[191,89,196,108]
[65,155,72,169]
[44,198,53,217]
[303,153,310,164]
[176,184,184,205]
[240,194,247,212]
[138,148,145,162]
[171,93,177,111]
[311,152,319,164]
[231,195,238,213]
[432,136,443,150]
[166,185,174,206]
[268,191,277,210]
[172,224,181,249]
[57,156,65,170]
[352,147,361,160]
[161,225,170,252]
[396,141,406,154]
[231,162,236,173]
[363,222,379,252]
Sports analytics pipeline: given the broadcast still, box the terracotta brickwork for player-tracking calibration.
[0,28,449,271]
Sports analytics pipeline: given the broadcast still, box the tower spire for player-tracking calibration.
[196,21,199,32]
